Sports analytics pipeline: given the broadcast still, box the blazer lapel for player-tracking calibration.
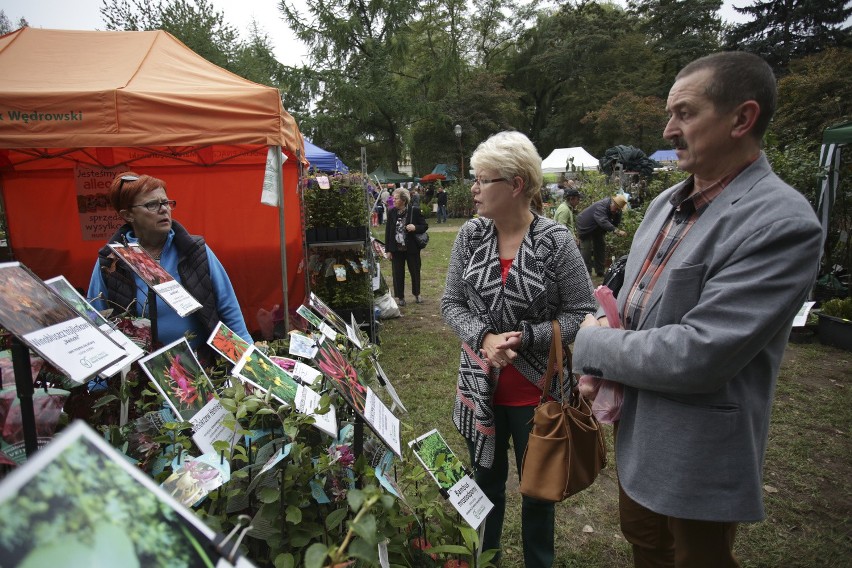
[631,156,772,328]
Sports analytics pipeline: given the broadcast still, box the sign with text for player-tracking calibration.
[108,243,201,317]
[74,164,125,241]
[0,263,124,383]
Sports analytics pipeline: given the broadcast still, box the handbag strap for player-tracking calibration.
[537,320,572,404]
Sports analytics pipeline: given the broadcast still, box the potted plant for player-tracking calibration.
[816,297,852,351]
[303,174,370,243]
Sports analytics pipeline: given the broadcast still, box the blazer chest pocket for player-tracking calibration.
[655,263,705,325]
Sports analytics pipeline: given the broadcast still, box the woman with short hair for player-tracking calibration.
[88,172,252,357]
[384,188,428,306]
[441,131,596,566]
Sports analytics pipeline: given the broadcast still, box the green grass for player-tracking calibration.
[372,218,852,567]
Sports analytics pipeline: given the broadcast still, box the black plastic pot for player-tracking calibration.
[817,313,852,351]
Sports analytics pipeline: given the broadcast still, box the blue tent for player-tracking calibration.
[649,149,678,162]
[305,139,349,173]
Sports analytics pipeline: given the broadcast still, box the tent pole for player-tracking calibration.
[278,146,290,334]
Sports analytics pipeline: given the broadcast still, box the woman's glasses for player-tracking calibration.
[472,177,507,186]
[129,199,177,213]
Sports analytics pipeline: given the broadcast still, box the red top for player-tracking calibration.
[493,258,543,406]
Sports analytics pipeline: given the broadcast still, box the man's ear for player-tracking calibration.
[730,100,760,139]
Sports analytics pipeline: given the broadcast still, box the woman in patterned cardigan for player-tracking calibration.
[441,131,596,567]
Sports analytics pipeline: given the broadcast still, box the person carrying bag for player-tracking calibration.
[520,320,607,502]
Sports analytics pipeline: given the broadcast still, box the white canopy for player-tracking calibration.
[541,147,599,173]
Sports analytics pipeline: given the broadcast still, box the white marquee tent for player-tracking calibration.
[541,147,600,173]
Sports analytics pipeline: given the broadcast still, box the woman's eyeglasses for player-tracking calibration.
[129,199,177,213]
[473,177,507,186]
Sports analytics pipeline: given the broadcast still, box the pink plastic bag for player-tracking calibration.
[587,285,624,424]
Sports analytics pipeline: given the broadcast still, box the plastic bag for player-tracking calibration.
[375,292,400,319]
[586,285,624,424]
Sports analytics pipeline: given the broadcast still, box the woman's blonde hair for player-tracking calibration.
[469,131,543,199]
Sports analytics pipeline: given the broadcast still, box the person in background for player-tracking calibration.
[88,172,252,356]
[436,185,448,223]
[553,186,583,241]
[576,194,628,277]
[442,131,596,567]
[386,186,395,211]
[411,186,422,209]
[385,188,428,306]
[374,194,386,225]
[574,52,822,567]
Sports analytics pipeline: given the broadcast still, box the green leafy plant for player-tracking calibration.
[820,297,852,320]
[303,173,370,229]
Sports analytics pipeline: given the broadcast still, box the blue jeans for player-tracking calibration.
[467,405,555,567]
[437,204,447,223]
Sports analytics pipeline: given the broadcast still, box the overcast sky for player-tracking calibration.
[3,0,751,68]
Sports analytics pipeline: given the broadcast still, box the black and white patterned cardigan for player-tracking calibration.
[441,214,596,469]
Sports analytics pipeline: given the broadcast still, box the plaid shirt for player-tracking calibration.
[621,167,749,330]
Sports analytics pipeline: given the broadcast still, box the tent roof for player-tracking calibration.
[823,121,852,145]
[304,138,349,172]
[649,149,678,162]
[369,166,415,183]
[0,28,304,160]
[541,147,599,173]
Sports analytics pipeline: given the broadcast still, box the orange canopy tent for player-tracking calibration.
[0,27,309,333]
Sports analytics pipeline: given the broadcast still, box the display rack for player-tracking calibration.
[300,174,378,344]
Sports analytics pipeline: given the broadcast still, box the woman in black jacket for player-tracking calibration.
[384,188,428,306]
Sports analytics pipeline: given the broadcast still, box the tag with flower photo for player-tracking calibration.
[333,264,347,282]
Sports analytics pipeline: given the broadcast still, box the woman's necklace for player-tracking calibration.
[142,243,164,261]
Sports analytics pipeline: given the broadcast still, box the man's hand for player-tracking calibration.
[616,229,627,237]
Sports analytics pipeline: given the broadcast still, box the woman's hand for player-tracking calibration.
[481,331,521,368]
[580,313,608,329]
[405,223,416,232]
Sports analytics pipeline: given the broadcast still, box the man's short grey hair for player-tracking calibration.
[677,51,777,140]
[470,131,543,199]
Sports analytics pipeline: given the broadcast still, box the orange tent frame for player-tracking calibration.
[0,28,309,332]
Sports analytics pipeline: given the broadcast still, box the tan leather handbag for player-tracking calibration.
[519,320,607,502]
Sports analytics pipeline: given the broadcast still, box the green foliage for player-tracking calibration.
[303,173,371,228]
[445,180,474,219]
[764,139,823,204]
[724,0,852,73]
[820,298,852,320]
[0,438,218,566]
[772,48,852,150]
[308,249,373,310]
[581,92,668,152]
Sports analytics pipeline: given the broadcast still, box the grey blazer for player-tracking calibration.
[574,154,822,521]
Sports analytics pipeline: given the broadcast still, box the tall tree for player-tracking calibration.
[628,0,723,81]
[581,92,668,151]
[725,0,852,72]
[101,0,241,70]
[278,0,422,170]
[0,10,29,34]
[771,47,852,148]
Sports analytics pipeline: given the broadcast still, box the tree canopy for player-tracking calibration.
[11,0,848,176]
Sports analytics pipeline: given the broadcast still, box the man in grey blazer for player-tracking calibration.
[573,52,822,567]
